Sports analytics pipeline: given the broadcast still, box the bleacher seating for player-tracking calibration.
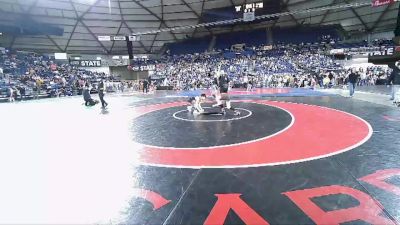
[0,50,115,102]
[215,29,268,50]
[167,37,212,55]
[166,25,342,55]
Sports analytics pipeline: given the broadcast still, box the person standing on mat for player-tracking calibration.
[218,71,229,95]
[212,73,222,107]
[8,86,15,102]
[347,69,359,97]
[388,62,400,101]
[98,80,108,108]
[143,79,149,93]
[217,72,240,116]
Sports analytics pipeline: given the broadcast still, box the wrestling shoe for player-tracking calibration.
[193,110,201,115]
[221,108,226,115]
[212,103,223,108]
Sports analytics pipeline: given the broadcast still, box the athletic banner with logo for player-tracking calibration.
[69,60,102,67]
[368,46,400,64]
[113,36,126,41]
[98,36,111,41]
[371,0,395,7]
[128,64,156,71]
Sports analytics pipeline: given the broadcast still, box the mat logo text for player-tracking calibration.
[137,169,399,225]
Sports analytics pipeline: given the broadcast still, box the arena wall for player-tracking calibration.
[110,66,148,80]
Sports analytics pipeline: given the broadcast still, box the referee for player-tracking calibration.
[388,62,400,101]
[98,80,108,108]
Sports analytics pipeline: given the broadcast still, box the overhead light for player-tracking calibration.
[96,57,101,60]
[74,57,80,60]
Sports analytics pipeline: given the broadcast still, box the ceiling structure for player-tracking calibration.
[0,0,398,55]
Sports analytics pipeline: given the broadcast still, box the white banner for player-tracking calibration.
[98,36,111,41]
[129,65,155,71]
[330,49,345,55]
[263,45,273,51]
[113,36,126,41]
[54,52,67,60]
[70,60,102,67]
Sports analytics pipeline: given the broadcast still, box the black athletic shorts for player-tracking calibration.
[220,93,230,101]
[220,87,228,93]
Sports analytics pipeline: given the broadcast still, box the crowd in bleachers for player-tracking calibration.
[0,50,131,101]
[159,25,394,91]
[153,41,393,90]
[0,36,395,102]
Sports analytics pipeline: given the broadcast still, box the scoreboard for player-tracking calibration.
[235,2,264,13]
[201,0,281,24]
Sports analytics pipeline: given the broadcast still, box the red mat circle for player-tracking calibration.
[132,100,372,168]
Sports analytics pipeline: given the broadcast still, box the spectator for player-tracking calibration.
[98,80,108,108]
[8,86,14,102]
[348,69,359,97]
[388,62,400,101]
